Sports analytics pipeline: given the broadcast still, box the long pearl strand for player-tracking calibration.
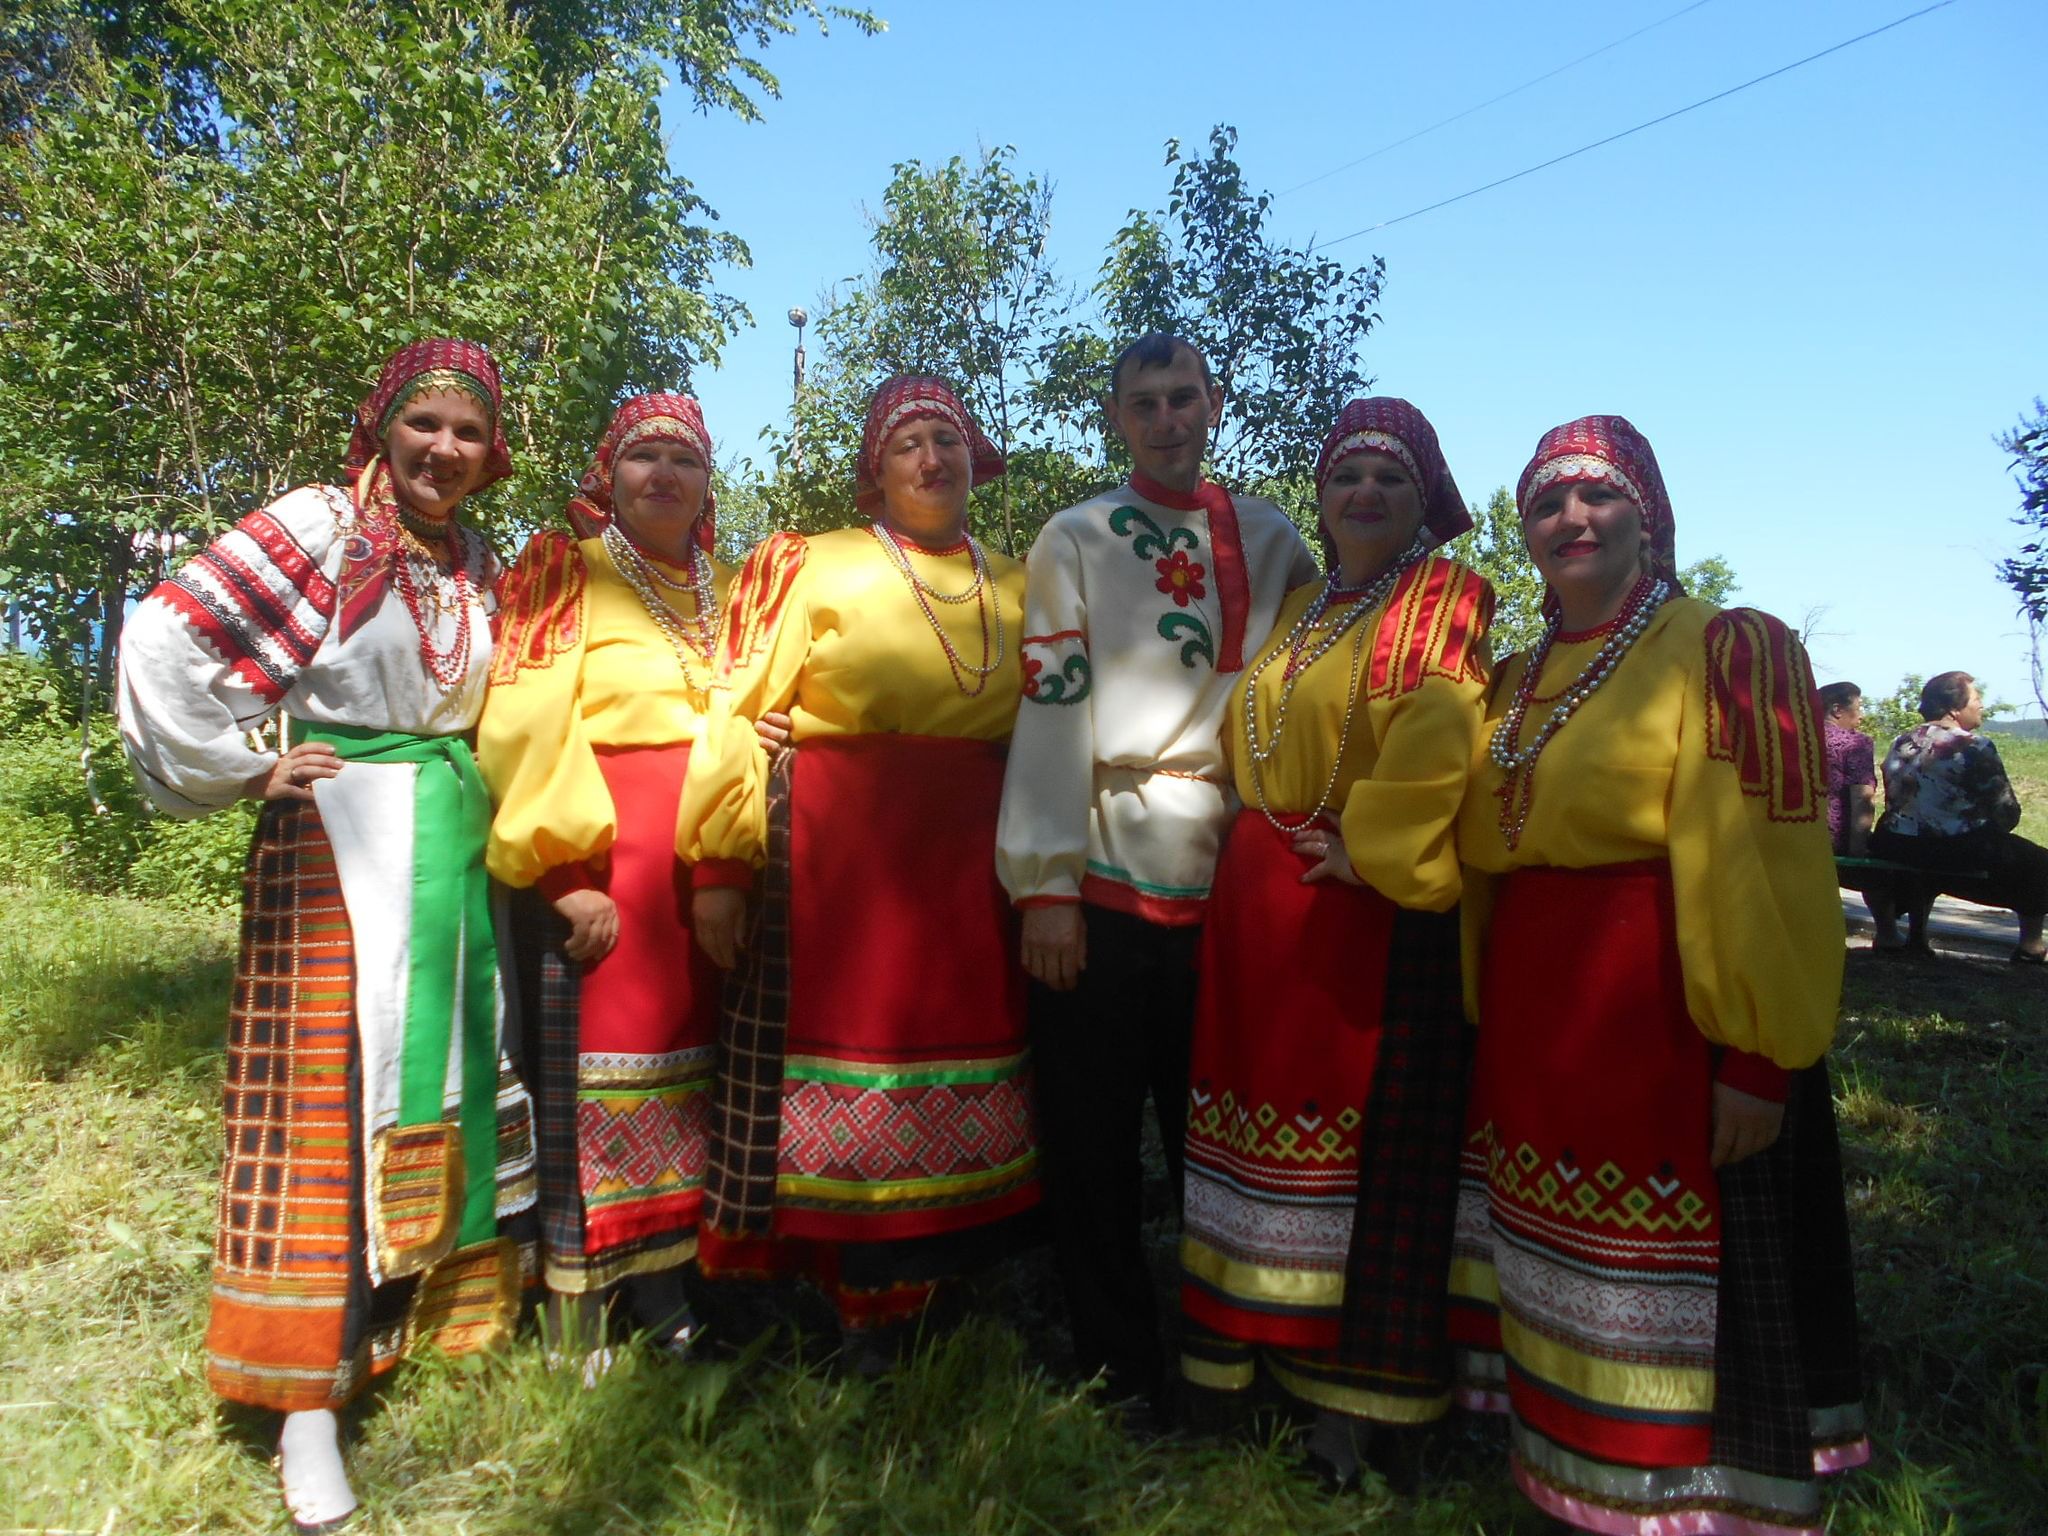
[603,522,718,671]
[868,521,1005,696]
[1489,573,1670,849]
[1241,537,1427,832]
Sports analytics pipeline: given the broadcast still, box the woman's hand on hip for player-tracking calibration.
[693,887,748,970]
[1020,904,1086,991]
[1292,817,1362,885]
[552,888,619,965]
[1710,1083,1785,1169]
[245,742,344,803]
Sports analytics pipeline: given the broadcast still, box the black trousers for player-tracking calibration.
[1028,903,1199,1401]
[1870,826,2048,917]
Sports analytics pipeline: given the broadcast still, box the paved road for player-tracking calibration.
[1840,887,2018,956]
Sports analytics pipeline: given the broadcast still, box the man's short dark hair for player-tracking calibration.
[1109,333,1213,398]
[1818,682,1861,717]
[1919,670,1975,720]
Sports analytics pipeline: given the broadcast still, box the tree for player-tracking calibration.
[764,124,1389,555]
[1444,486,1739,658]
[1995,398,2048,715]
[772,146,1089,554]
[0,0,822,688]
[1070,124,1385,502]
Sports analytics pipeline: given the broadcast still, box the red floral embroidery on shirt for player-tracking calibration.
[1155,551,1207,606]
[1021,655,1044,698]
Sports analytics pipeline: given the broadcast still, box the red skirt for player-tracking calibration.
[563,744,720,1269]
[769,733,1037,1241]
[1452,862,1866,1536]
[1182,811,1395,1349]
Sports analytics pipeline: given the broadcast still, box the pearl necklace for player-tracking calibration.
[868,521,1004,697]
[1489,574,1670,850]
[603,522,718,671]
[1241,539,1426,833]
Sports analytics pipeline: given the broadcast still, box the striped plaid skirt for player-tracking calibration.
[207,799,534,1412]
[1450,862,1868,1536]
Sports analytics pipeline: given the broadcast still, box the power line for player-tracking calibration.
[1311,0,1960,251]
[1278,0,1722,199]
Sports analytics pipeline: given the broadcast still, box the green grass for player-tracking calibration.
[2,889,2043,1534]
[1994,736,2048,847]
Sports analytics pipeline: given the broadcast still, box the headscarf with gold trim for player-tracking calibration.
[854,375,1005,517]
[336,338,509,639]
[564,393,716,548]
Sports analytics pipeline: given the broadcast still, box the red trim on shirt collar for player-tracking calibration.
[1127,473,1250,673]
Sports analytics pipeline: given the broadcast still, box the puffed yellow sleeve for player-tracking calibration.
[477,532,614,890]
[677,532,810,873]
[1669,607,1843,1071]
[1340,561,1494,912]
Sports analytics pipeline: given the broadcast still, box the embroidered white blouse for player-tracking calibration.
[117,485,495,816]
[994,479,1318,925]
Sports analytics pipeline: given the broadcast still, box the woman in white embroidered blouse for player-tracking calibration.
[116,339,536,1534]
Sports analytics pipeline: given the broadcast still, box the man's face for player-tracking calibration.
[1104,347,1223,490]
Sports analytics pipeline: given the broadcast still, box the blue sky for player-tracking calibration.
[663,0,2045,709]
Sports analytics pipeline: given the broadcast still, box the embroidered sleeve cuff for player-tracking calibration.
[1015,893,1082,909]
[1715,1048,1791,1103]
[692,857,753,891]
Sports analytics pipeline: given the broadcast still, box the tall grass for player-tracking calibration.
[1,888,2040,1533]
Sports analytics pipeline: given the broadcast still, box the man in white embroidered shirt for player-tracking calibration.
[995,333,1318,1417]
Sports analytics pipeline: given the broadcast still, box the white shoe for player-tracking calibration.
[276,1409,358,1532]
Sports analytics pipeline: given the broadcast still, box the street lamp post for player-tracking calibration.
[788,307,808,474]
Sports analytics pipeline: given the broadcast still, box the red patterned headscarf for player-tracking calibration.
[334,339,510,640]
[1514,414,1680,590]
[344,337,513,488]
[1315,396,1473,547]
[565,393,716,549]
[854,375,1005,516]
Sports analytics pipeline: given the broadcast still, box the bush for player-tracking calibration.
[0,653,252,909]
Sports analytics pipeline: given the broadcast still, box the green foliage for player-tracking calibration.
[766,125,1383,557]
[1080,125,1385,500]
[1443,487,1741,659]
[769,146,1091,555]
[0,0,845,686]
[1861,675,1928,752]
[1995,398,2048,623]
[0,654,252,908]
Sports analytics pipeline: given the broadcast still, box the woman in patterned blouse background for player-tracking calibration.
[1871,669,2048,962]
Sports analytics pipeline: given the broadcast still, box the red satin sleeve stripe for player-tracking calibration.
[716,531,806,680]
[488,531,586,685]
[1362,557,1488,700]
[1434,567,1492,683]
[1703,608,1823,822]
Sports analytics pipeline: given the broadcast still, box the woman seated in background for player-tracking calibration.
[680,375,1038,1373]
[1821,680,1901,949]
[117,339,537,1533]
[1178,398,1492,1491]
[1451,415,1867,1536]
[1821,681,1878,856]
[479,394,734,1370]
[1871,669,2048,963]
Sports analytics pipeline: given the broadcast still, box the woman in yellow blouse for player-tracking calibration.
[681,375,1038,1369]
[1178,398,1491,1488]
[480,393,732,1358]
[1450,416,1867,1535]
